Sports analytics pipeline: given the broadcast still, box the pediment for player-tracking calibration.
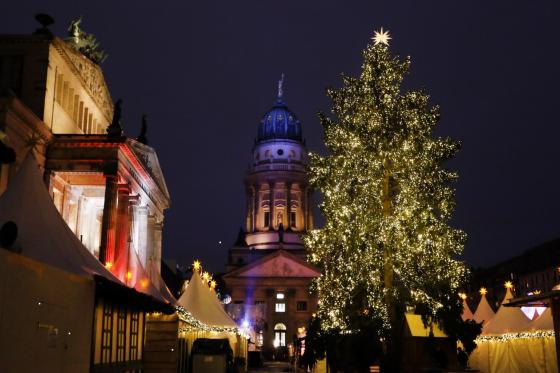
[227,250,320,278]
[128,139,170,200]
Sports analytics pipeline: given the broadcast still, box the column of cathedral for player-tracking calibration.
[252,184,258,232]
[286,182,292,230]
[268,181,275,230]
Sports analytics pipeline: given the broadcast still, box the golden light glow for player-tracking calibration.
[141,279,148,288]
[459,292,467,300]
[105,261,113,269]
[126,271,132,280]
[504,281,513,289]
[193,260,201,272]
[534,290,542,295]
[372,27,391,46]
[202,271,210,281]
[210,280,216,290]
[479,287,487,296]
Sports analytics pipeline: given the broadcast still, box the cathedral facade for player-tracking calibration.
[223,80,319,357]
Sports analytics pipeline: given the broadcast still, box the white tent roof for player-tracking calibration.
[0,154,174,305]
[473,293,495,325]
[483,288,530,334]
[524,307,553,332]
[462,299,475,321]
[0,154,120,282]
[178,271,238,329]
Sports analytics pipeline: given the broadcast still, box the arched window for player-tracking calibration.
[273,323,286,347]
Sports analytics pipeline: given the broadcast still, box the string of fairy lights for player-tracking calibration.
[304,27,467,334]
[460,281,554,342]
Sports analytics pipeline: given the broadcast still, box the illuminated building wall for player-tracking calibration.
[0,34,112,135]
[0,28,170,286]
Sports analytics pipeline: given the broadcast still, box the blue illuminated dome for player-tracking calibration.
[257,76,302,143]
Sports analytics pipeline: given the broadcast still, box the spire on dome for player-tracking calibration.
[277,73,284,102]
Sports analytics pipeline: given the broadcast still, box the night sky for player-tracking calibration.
[3,2,560,274]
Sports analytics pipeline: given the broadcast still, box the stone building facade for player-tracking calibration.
[0,19,173,371]
[0,26,170,286]
[223,80,319,357]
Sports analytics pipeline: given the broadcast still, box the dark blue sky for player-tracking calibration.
[3,1,560,274]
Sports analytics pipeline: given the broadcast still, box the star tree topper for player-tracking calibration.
[372,27,391,46]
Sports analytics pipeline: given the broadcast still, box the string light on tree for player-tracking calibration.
[304,26,468,343]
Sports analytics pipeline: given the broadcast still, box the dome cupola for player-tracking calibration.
[257,75,302,143]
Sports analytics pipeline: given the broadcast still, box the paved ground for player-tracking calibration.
[248,361,294,373]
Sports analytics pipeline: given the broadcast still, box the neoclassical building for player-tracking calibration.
[0,18,174,372]
[223,79,319,356]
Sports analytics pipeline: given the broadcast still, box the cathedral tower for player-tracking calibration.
[223,77,319,355]
[228,76,314,269]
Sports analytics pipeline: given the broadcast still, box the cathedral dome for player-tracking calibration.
[256,76,302,143]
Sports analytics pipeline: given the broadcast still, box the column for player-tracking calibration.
[301,185,309,232]
[268,181,275,231]
[137,205,149,268]
[99,174,118,265]
[153,222,163,275]
[114,183,130,270]
[286,182,292,231]
[252,184,259,232]
[245,187,252,232]
[307,188,314,229]
[146,214,156,279]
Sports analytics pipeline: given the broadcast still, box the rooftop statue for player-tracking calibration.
[106,99,124,137]
[66,17,108,64]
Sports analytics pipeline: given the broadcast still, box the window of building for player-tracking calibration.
[257,331,264,347]
[101,300,113,363]
[276,292,285,300]
[264,211,270,228]
[273,323,286,347]
[116,306,126,362]
[254,300,265,305]
[290,211,296,228]
[297,301,307,311]
[275,303,285,313]
[234,300,243,304]
[130,311,140,360]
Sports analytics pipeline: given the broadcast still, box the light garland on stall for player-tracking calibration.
[476,330,555,343]
[176,305,242,334]
[175,260,248,337]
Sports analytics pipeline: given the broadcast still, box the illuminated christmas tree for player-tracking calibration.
[305,28,467,339]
